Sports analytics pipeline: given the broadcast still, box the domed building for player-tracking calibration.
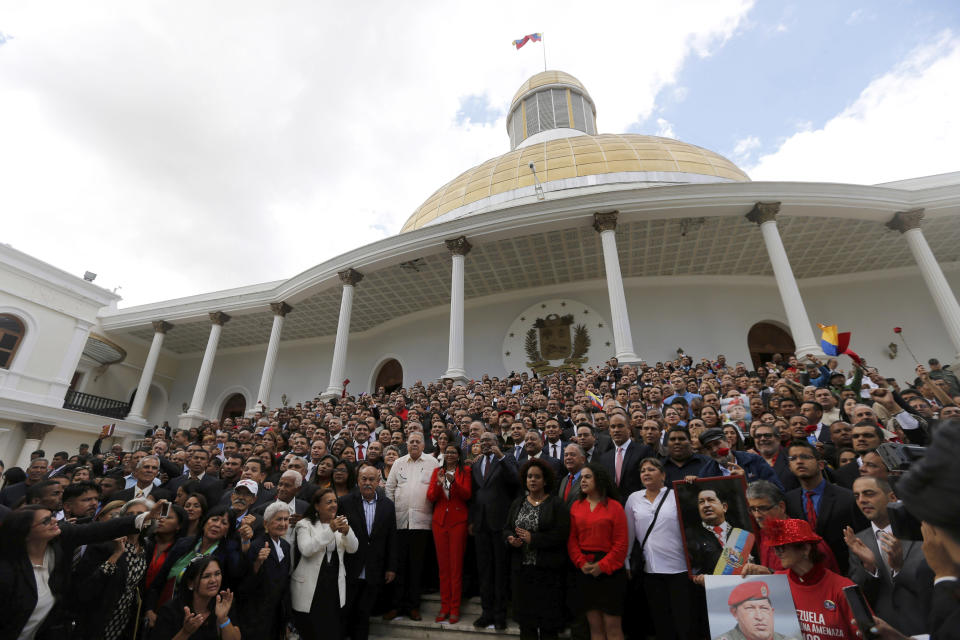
[2,69,960,459]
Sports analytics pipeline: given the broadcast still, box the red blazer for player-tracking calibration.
[426,466,472,527]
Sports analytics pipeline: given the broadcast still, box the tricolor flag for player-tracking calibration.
[818,323,862,365]
[100,424,116,437]
[585,390,603,411]
[512,33,542,49]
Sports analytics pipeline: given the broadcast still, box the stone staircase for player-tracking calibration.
[369,592,521,640]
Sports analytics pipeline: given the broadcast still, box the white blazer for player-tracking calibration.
[290,518,358,612]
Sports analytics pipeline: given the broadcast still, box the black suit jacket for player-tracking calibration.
[598,440,654,503]
[785,481,868,575]
[513,450,565,481]
[235,534,292,639]
[930,579,960,640]
[556,469,583,508]
[542,439,568,462]
[338,491,398,584]
[113,485,173,504]
[253,497,309,517]
[162,473,222,507]
[847,527,933,636]
[833,460,860,490]
[469,453,520,531]
[683,522,724,575]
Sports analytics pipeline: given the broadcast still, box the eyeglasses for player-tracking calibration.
[33,515,56,527]
[754,433,776,439]
[748,504,776,514]
[787,454,816,462]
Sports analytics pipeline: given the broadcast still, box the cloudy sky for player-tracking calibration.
[2,1,959,307]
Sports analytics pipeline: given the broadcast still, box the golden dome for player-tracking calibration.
[400,133,750,233]
[510,70,591,110]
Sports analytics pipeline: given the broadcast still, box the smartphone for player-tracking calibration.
[842,585,876,639]
[160,502,171,519]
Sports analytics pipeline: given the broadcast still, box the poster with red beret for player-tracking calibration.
[705,575,802,640]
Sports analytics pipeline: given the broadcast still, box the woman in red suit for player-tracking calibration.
[426,441,472,623]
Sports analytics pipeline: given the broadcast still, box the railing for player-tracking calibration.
[63,390,131,419]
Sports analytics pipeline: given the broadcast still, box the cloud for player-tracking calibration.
[0,32,11,46]
[0,1,754,307]
[730,135,761,165]
[655,118,676,138]
[749,30,960,184]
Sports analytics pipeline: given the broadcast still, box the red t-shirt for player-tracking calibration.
[567,498,628,574]
[778,564,858,640]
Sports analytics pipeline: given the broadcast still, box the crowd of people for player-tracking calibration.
[0,352,958,640]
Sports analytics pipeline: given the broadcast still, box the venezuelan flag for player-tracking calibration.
[818,323,862,364]
[512,33,542,49]
[585,390,603,410]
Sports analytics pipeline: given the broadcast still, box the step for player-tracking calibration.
[369,614,521,639]
[418,592,484,616]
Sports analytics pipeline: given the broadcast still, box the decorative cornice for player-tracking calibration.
[745,201,781,225]
[209,311,231,326]
[592,211,618,232]
[338,268,364,287]
[22,422,55,440]
[444,236,472,256]
[270,302,293,317]
[152,320,174,334]
[885,208,925,234]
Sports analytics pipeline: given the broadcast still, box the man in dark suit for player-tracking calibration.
[162,446,222,507]
[845,476,933,636]
[751,424,799,492]
[833,422,885,489]
[784,440,867,575]
[113,455,173,503]
[340,463,398,640]
[470,432,519,630]
[234,502,293,640]
[597,413,653,503]
[514,430,564,480]
[558,443,585,508]
[575,423,612,464]
[542,418,568,463]
[253,470,309,540]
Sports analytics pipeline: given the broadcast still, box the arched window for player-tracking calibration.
[0,314,25,369]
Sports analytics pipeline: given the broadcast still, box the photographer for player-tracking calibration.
[896,420,960,640]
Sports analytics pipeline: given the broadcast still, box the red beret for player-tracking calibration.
[727,580,771,607]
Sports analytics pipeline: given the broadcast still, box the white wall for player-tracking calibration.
[157,270,960,424]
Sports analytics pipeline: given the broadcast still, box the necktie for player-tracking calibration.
[484,455,492,480]
[713,525,725,545]
[805,491,818,530]
[357,444,364,460]
[135,487,144,499]
[564,474,573,501]
[515,445,522,459]
[552,443,558,458]
[615,446,624,486]
[876,530,889,571]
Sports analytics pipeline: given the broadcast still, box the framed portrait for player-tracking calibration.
[673,475,757,576]
[704,575,802,640]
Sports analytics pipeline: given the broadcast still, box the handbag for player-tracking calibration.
[631,486,671,574]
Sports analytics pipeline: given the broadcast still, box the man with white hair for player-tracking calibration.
[255,469,308,543]
[114,455,172,502]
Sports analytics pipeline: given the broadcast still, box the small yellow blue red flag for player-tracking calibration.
[585,390,603,410]
[818,323,862,365]
[512,33,542,49]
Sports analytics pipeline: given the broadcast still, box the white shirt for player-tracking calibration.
[624,487,687,574]
[132,483,154,499]
[271,537,285,563]
[19,548,55,640]
[385,453,438,530]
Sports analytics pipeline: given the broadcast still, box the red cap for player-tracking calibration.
[763,518,822,547]
[498,409,516,417]
[727,580,771,607]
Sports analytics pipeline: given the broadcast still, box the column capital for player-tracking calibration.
[593,211,619,233]
[444,236,472,256]
[886,208,925,234]
[209,311,231,326]
[22,422,54,440]
[270,302,293,317]
[152,320,174,334]
[338,268,364,287]
[745,201,781,225]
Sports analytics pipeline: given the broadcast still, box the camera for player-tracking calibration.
[875,442,925,476]
[887,501,923,540]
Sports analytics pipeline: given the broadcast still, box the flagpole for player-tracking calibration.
[542,33,547,71]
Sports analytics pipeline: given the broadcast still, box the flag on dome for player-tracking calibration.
[818,323,862,365]
[586,390,603,410]
[512,33,542,49]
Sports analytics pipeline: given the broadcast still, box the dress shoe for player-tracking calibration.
[409,608,422,621]
[382,610,398,621]
[494,620,507,630]
[473,616,493,628]
[435,612,448,623]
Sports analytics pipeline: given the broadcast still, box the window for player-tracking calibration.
[0,314,25,369]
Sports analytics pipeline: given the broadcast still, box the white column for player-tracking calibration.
[323,270,362,398]
[251,302,291,413]
[593,213,640,363]
[183,312,230,419]
[442,236,471,383]
[47,319,93,406]
[746,202,820,358]
[888,209,960,358]
[127,320,173,424]
[15,423,53,470]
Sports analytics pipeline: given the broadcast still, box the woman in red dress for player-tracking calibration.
[766,518,860,640]
[426,441,472,623]
[567,462,628,640]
